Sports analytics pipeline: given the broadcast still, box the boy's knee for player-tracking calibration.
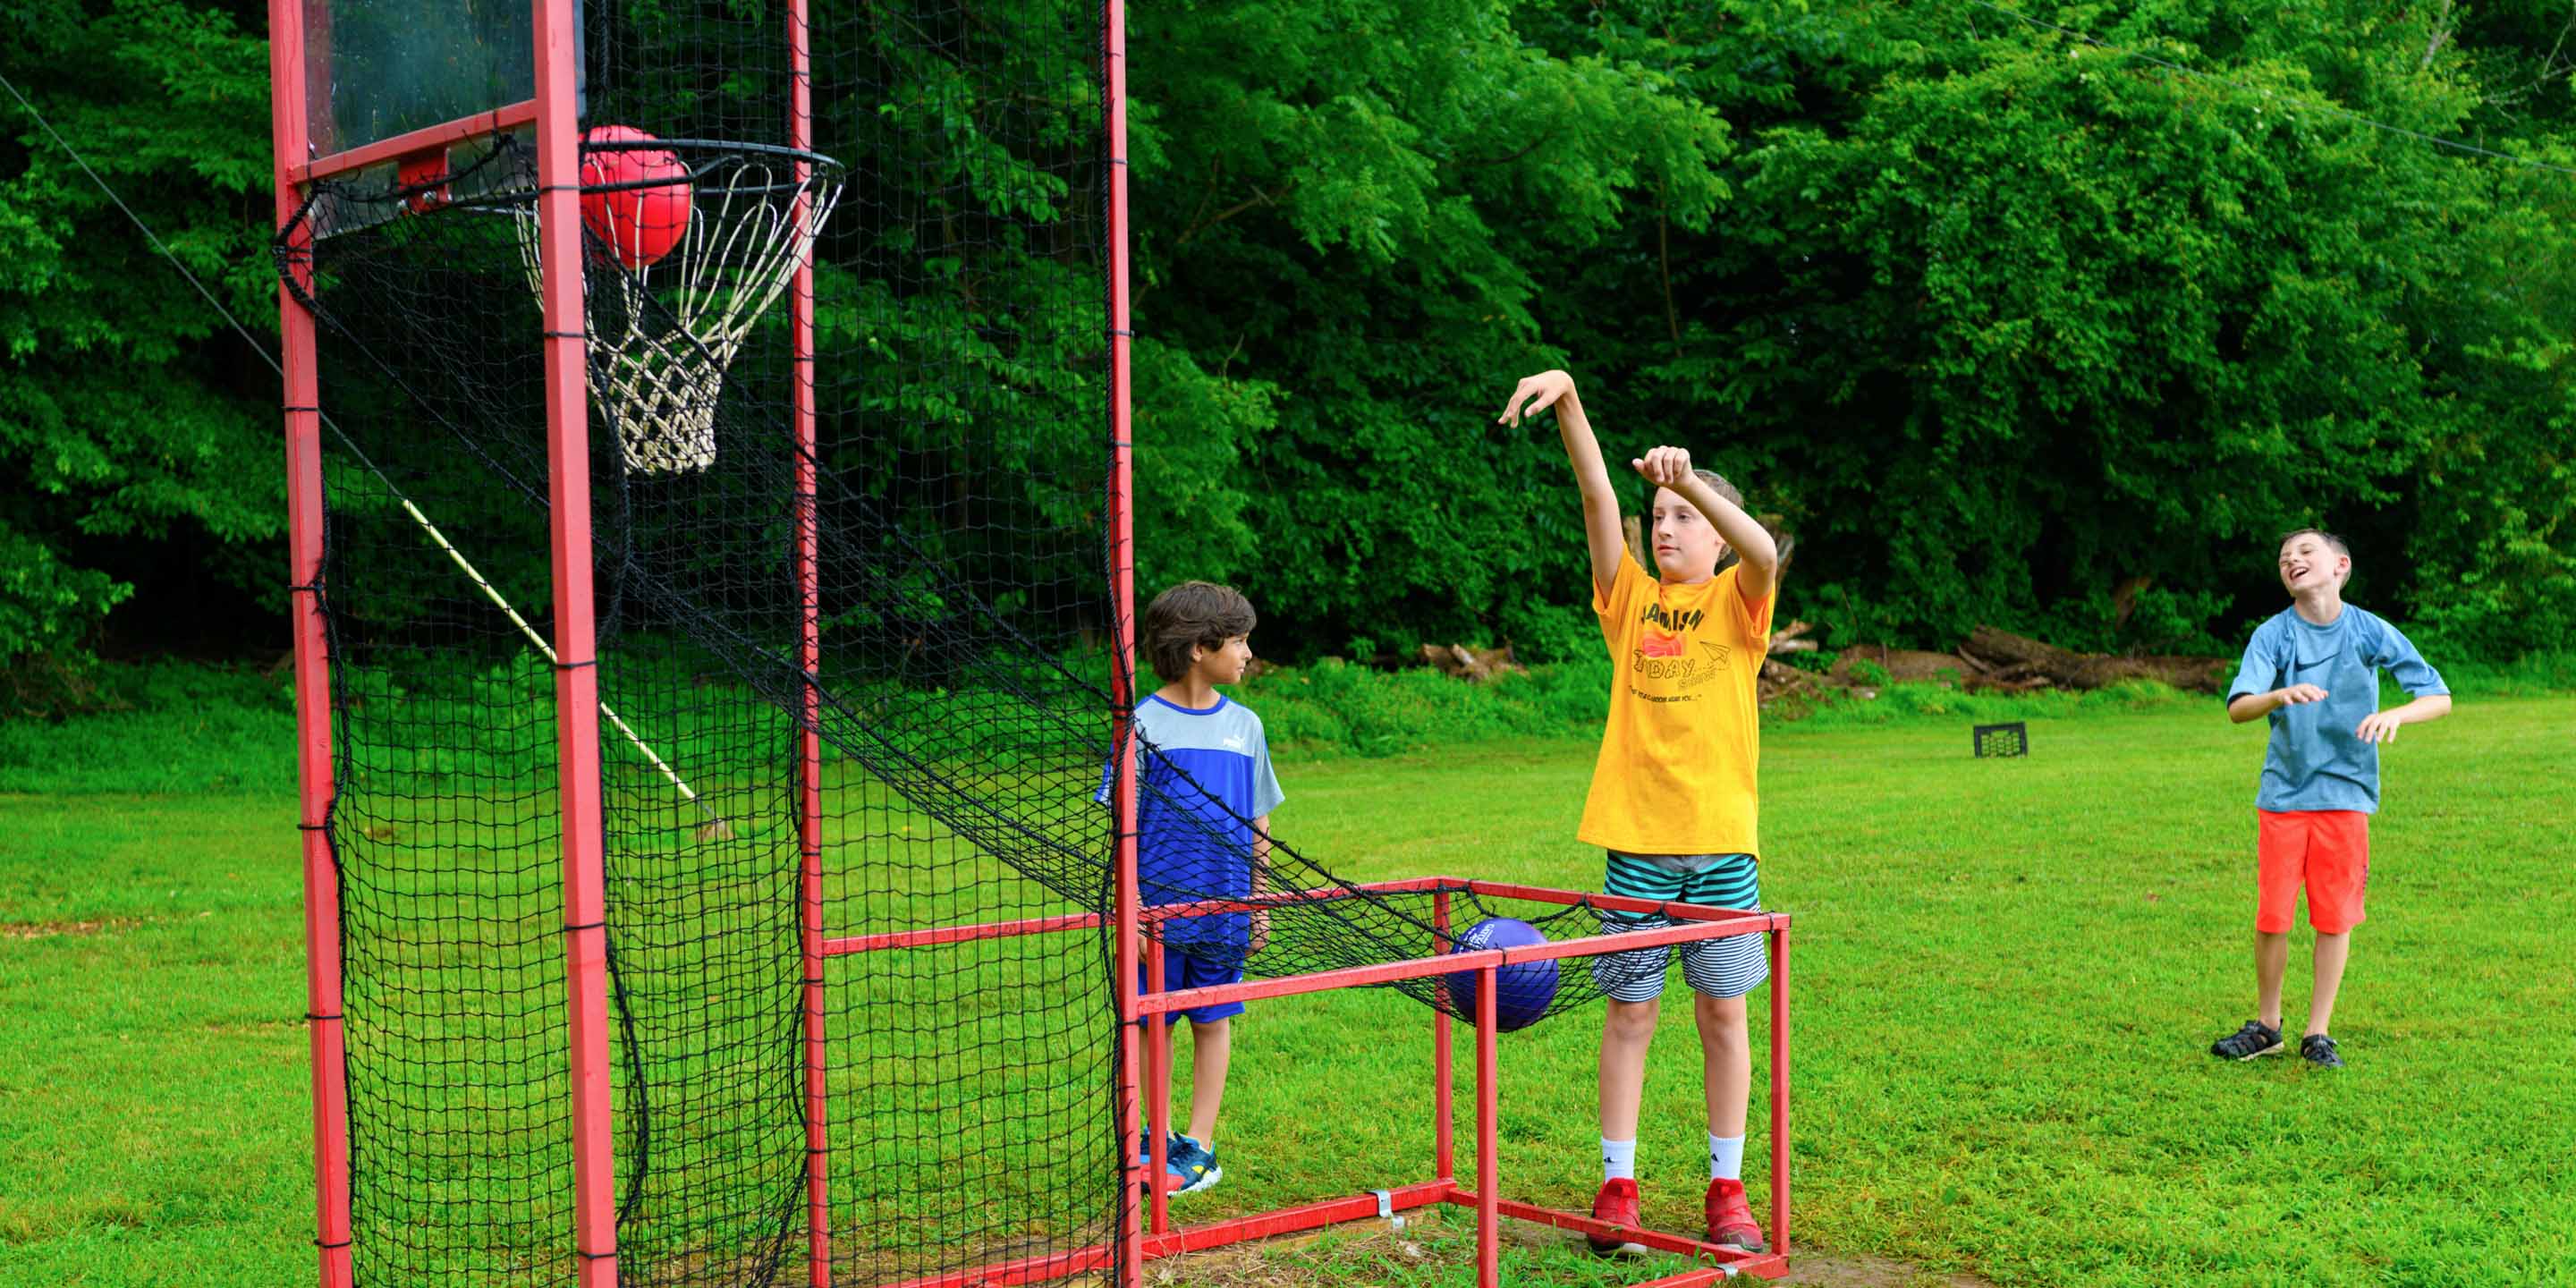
[1693,993,1749,1037]
[1604,997,1659,1039]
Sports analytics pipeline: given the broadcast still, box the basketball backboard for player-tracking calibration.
[301,0,551,161]
[286,0,584,233]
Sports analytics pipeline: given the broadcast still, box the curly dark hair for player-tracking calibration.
[1141,581,1257,683]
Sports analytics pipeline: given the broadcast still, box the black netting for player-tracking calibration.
[281,4,1676,1285]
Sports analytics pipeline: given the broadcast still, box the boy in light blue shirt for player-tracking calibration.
[2210,529,2451,1070]
[1101,580,1282,1194]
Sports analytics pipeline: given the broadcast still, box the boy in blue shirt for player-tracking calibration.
[2212,530,2451,1069]
[1111,580,1283,1193]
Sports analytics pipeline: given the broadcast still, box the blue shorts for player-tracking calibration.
[1140,947,1245,1025]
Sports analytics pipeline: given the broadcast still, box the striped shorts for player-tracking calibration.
[1590,851,1767,1002]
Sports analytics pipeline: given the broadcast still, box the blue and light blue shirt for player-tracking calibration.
[2225,605,2447,814]
[1097,692,1284,947]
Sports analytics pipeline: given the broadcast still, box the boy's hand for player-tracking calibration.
[1498,370,1577,425]
[1633,445,1694,487]
[2356,710,2405,744]
[2276,683,2328,707]
[1248,909,1271,956]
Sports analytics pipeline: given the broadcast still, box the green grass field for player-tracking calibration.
[4,698,2572,1286]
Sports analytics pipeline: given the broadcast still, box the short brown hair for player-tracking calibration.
[1691,467,1744,509]
[1142,581,1257,683]
[2278,527,2351,587]
[1641,468,1745,511]
[2278,527,2350,559]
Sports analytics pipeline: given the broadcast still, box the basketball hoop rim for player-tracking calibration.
[521,137,845,203]
[283,133,847,244]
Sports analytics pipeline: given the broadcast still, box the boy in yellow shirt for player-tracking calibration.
[1499,369,1781,1254]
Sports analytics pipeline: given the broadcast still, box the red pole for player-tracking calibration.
[1432,889,1453,1183]
[1105,2,1140,1284]
[1146,937,1171,1234]
[789,0,829,1281]
[268,4,352,1284]
[1475,966,1499,1288]
[1768,924,1791,1260]
[532,3,617,1284]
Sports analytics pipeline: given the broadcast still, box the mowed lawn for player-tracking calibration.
[3,698,2572,1286]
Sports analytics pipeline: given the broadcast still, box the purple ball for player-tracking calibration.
[1446,917,1559,1032]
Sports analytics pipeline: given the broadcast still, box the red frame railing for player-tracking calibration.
[840,877,1793,1287]
[291,100,539,187]
[527,4,621,1286]
[266,4,352,1284]
[788,0,830,1282]
[1104,0,1146,1277]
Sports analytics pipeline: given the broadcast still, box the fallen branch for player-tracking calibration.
[1419,641,1525,683]
[1960,625,2230,693]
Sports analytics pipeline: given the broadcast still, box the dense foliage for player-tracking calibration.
[6,1,2572,680]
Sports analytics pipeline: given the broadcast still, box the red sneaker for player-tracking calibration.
[1705,1177,1767,1252]
[1586,1177,1648,1257]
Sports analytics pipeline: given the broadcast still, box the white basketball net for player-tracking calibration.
[516,151,843,474]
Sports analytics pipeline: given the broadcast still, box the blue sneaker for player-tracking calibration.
[1134,1130,1178,1167]
[1165,1133,1223,1195]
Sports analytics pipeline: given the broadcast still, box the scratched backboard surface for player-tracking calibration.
[301,0,549,159]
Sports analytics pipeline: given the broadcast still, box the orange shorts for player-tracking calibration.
[2255,809,2369,934]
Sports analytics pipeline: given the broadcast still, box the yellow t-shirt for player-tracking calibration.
[1575,556,1773,856]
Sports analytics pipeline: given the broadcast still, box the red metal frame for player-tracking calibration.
[1139,911,1781,1013]
[816,876,1762,958]
[1145,938,1173,1234]
[292,99,540,186]
[1104,4,1145,1286]
[789,0,829,1282]
[1475,964,1501,1284]
[826,879,1793,1286]
[268,4,352,1285]
[1432,888,1453,1182]
[527,3,620,1285]
[1768,922,1792,1259]
[878,1183,1459,1288]
[822,909,1101,955]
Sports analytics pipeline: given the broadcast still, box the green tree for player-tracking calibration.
[1128,0,1733,659]
[1518,0,2572,656]
[0,0,278,661]
[5,0,2573,675]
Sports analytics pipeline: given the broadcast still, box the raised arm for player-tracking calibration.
[1500,369,1626,598]
[1634,446,1781,603]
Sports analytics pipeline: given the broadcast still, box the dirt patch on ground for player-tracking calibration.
[1776,1251,1999,1288]
[1,916,142,940]
[1146,1208,1999,1288]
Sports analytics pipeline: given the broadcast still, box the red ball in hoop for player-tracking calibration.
[579,125,691,268]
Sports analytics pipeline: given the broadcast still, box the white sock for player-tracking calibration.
[1601,1138,1638,1182]
[1708,1133,1744,1182]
